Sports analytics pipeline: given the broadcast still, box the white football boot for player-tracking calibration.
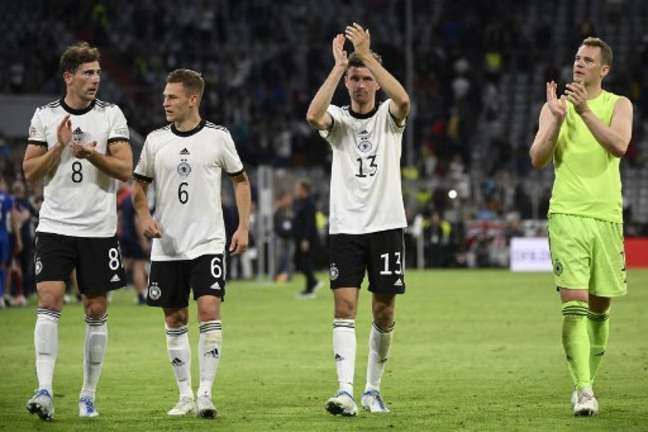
[361,390,390,413]
[573,388,599,416]
[79,396,99,417]
[196,395,217,419]
[325,390,358,416]
[167,397,196,416]
[26,389,55,421]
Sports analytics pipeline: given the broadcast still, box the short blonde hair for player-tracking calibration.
[581,37,613,66]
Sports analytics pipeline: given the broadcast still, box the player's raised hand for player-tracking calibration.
[57,115,72,146]
[546,81,567,121]
[71,141,97,159]
[141,215,162,238]
[229,227,249,255]
[332,34,348,68]
[345,23,371,57]
[565,81,590,114]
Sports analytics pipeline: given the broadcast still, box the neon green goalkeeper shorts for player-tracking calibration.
[548,213,627,297]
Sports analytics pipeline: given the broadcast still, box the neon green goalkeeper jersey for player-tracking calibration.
[549,90,622,223]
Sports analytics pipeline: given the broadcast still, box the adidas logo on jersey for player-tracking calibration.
[180,148,190,155]
[209,282,221,291]
[171,357,184,367]
[110,274,121,282]
[394,278,403,287]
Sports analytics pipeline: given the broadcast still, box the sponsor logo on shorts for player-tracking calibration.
[329,263,339,281]
[209,282,221,291]
[394,278,403,287]
[553,259,563,276]
[149,282,161,300]
[110,274,121,283]
[35,258,43,275]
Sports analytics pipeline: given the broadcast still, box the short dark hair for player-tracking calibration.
[59,42,100,74]
[581,37,613,66]
[347,51,383,70]
[166,69,205,100]
[297,179,311,193]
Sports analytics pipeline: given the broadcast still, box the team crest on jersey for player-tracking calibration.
[72,127,84,144]
[356,130,373,153]
[35,257,43,275]
[177,159,192,177]
[329,263,339,281]
[149,282,161,300]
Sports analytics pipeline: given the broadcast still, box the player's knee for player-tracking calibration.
[373,310,394,330]
[83,296,108,319]
[164,309,188,327]
[588,294,611,314]
[37,293,64,311]
[334,299,356,319]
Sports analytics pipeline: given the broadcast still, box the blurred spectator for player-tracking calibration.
[292,180,320,298]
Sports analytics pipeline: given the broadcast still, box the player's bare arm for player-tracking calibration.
[73,139,132,182]
[566,81,633,157]
[229,171,251,255]
[22,115,71,182]
[345,23,410,123]
[132,180,161,238]
[530,81,566,169]
[306,34,348,130]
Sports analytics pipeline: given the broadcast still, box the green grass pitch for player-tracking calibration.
[1,269,647,431]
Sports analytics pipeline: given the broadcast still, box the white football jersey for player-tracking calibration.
[134,120,244,261]
[28,99,130,237]
[319,99,407,234]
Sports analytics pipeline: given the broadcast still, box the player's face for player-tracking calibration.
[163,82,192,123]
[345,66,380,105]
[572,45,609,85]
[66,61,101,103]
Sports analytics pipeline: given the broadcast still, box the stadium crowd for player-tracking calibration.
[1,0,647,306]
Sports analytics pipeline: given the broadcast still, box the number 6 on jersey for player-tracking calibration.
[178,182,189,204]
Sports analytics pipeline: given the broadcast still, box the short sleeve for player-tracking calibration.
[133,137,153,182]
[383,99,406,133]
[27,109,48,147]
[318,105,342,144]
[108,106,130,144]
[220,130,244,176]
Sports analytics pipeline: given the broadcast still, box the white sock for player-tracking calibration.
[34,308,60,394]
[333,319,356,394]
[166,325,193,400]
[365,322,394,393]
[80,314,108,400]
[197,321,223,399]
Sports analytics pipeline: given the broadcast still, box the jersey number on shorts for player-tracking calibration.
[211,257,223,278]
[72,161,83,183]
[178,182,189,204]
[108,247,122,270]
[379,252,402,275]
[355,156,378,178]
